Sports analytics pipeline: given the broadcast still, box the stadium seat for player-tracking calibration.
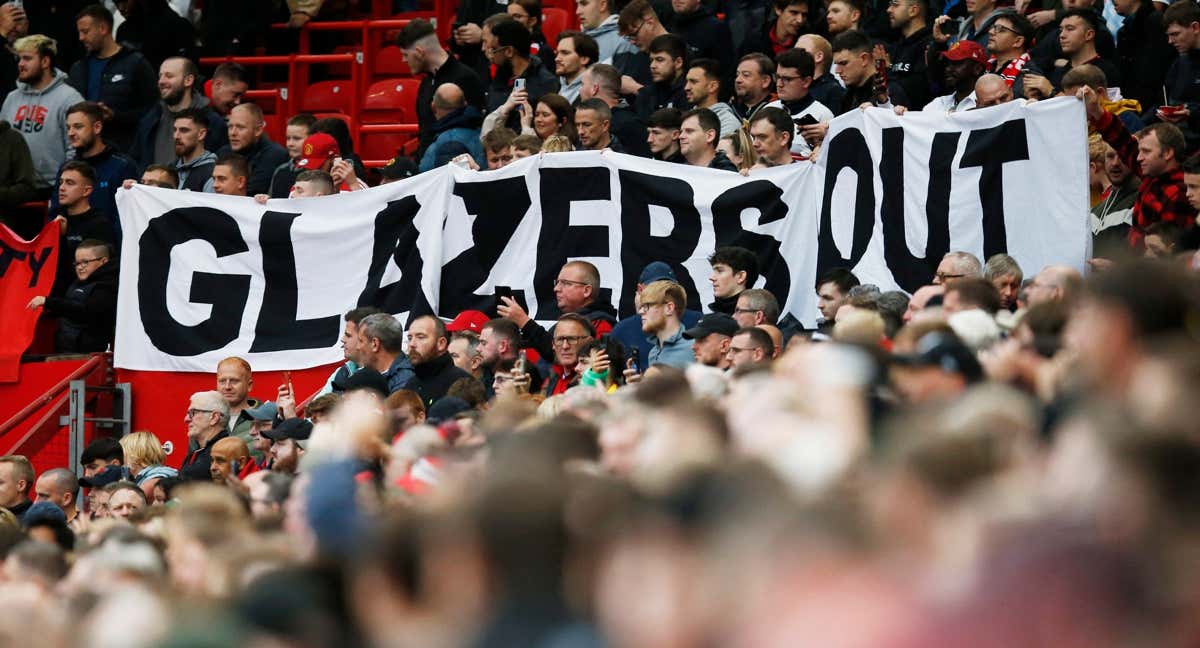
[542,8,571,48]
[363,78,420,124]
[328,45,359,78]
[302,80,355,114]
[374,45,412,78]
[263,113,287,145]
[361,132,414,161]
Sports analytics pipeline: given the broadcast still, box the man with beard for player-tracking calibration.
[478,318,523,398]
[171,109,216,191]
[923,40,987,113]
[554,30,598,103]
[1,34,82,199]
[131,56,227,168]
[50,102,136,233]
[67,5,156,152]
[406,315,474,406]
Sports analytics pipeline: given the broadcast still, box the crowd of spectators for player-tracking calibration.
[0,1,1199,645]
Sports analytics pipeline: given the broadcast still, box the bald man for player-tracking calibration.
[209,437,254,484]
[756,324,784,358]
[132,56,229,167]
[419,82,486,172]
[797,34,845,111]
[974,74,1013,109]
[216,103,289,195]
[1026,265,1082,307]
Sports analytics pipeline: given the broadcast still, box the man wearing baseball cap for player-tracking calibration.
[683,312,738,369]
[610,261,704,364]
[924,40,988,113]
[888,332,982,404]
[294,132,367,192]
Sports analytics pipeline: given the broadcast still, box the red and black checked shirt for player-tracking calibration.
[1094,110,1195,249]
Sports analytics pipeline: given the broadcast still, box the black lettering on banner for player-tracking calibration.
[249,211,340,352]
[357,195,433,322]
[960,119,1030,260]
[535,167,612,319]
[440,176,531,316]
[710,179,792,304]
[880,128,957,292]
[817,127,875,279]
[137,207,251,356]
[617,170,702,316]
[26,246,52,288]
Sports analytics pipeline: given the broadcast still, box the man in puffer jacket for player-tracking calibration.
[419,84,486,172]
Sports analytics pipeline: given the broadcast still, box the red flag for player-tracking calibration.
[0,220,60,382]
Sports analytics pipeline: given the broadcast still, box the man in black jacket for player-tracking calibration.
[496,260,619,365]
[52,160,114,298]
[27,238,116,353]
[67,4,155,152]
[635,34,690,120]
[485,19,558,131]
[1163,1,1200,143]
[216,103,288,197]
[666,0,735,79]
[406,316,474,406]
[112,0,194,70]
[131,56,227,169]
[580,63,649,157]
[886,0,934,109]
[740,0,812,59]
[398,19,486,160]
[832,30,910,113]
[1113,0,1175,114]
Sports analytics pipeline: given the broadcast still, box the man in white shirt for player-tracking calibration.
[924,40,988,113]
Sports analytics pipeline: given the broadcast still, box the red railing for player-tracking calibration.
[0,354,106,439]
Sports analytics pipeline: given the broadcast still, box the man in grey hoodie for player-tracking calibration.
[0,34,82,197]
[577,0,639,65]
[171,109,216,192]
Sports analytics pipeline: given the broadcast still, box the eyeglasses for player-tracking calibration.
[74,257,106,268]
[935,272,967,282]
[777,74,804,84]
[989,23,1018,36]
[733,307,761,315]
[622,19,645,42]
[553,335,591,346]
[185,408,214,419]
[553,278,590,288]
[485,44,512,56]
[637,301,663,314]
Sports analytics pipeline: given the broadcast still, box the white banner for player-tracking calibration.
[115,98,1088,372]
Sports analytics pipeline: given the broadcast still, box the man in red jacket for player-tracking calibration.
[1081,86,1195,249]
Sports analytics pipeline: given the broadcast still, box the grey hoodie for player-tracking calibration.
[0,69,84,187]
[175,150,217,193]
[586,14,639,65]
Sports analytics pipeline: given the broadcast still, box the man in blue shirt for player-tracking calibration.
[641,279,695,369]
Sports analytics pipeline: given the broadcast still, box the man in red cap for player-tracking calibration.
[294,132,367,192]
[924,40,988,113]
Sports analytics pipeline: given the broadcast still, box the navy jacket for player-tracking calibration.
[50,143,138,237]
[217,136,290,197]
[67,47,157,152]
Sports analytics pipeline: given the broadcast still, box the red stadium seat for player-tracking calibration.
[361,132,414,160]
[363,78,420,124]
[541,8,571,49]
[328,45,359,78]
[374,45,413,77]
[263,113,287,144]
[302,80,355,114]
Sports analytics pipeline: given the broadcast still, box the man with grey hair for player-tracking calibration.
[179,390,230,481]
[733,288,780,329]
[356,313,419,395]
[933,251,983,285]
[984,253,1023,311]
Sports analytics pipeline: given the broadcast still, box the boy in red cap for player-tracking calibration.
[295,132,367,192]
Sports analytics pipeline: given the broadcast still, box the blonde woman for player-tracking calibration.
[541,135,573,153]
[120,431,178,500]
[718,128,757,172]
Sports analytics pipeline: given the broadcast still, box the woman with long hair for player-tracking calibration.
[718,127,758,172]
[527,93,577,142]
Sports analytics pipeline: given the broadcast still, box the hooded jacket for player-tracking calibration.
[176,150,218,192]
[67,46,158,152]
[0,121,39,208]
[411,352,473,406]
[586,14,640,65]
[131,93,228,169]
[635,74,690,121]
[44,258,118,353]
[50,143,139,235]
[419,106,486,172]
[0,69,83,187]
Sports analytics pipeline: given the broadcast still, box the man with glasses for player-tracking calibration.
[766,48,834,158]
[498,260,618,368]
[50,160,114,298]
[932,251,984,285]
[733,288,781,329]
[484,18,558,132]
[544,314,596,396]
[984,13,1033,90]
[26,239,117,353]
[727,327,773,370]
[179,391,231,482]
[640,280,694,369]
[886,0,934,109]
